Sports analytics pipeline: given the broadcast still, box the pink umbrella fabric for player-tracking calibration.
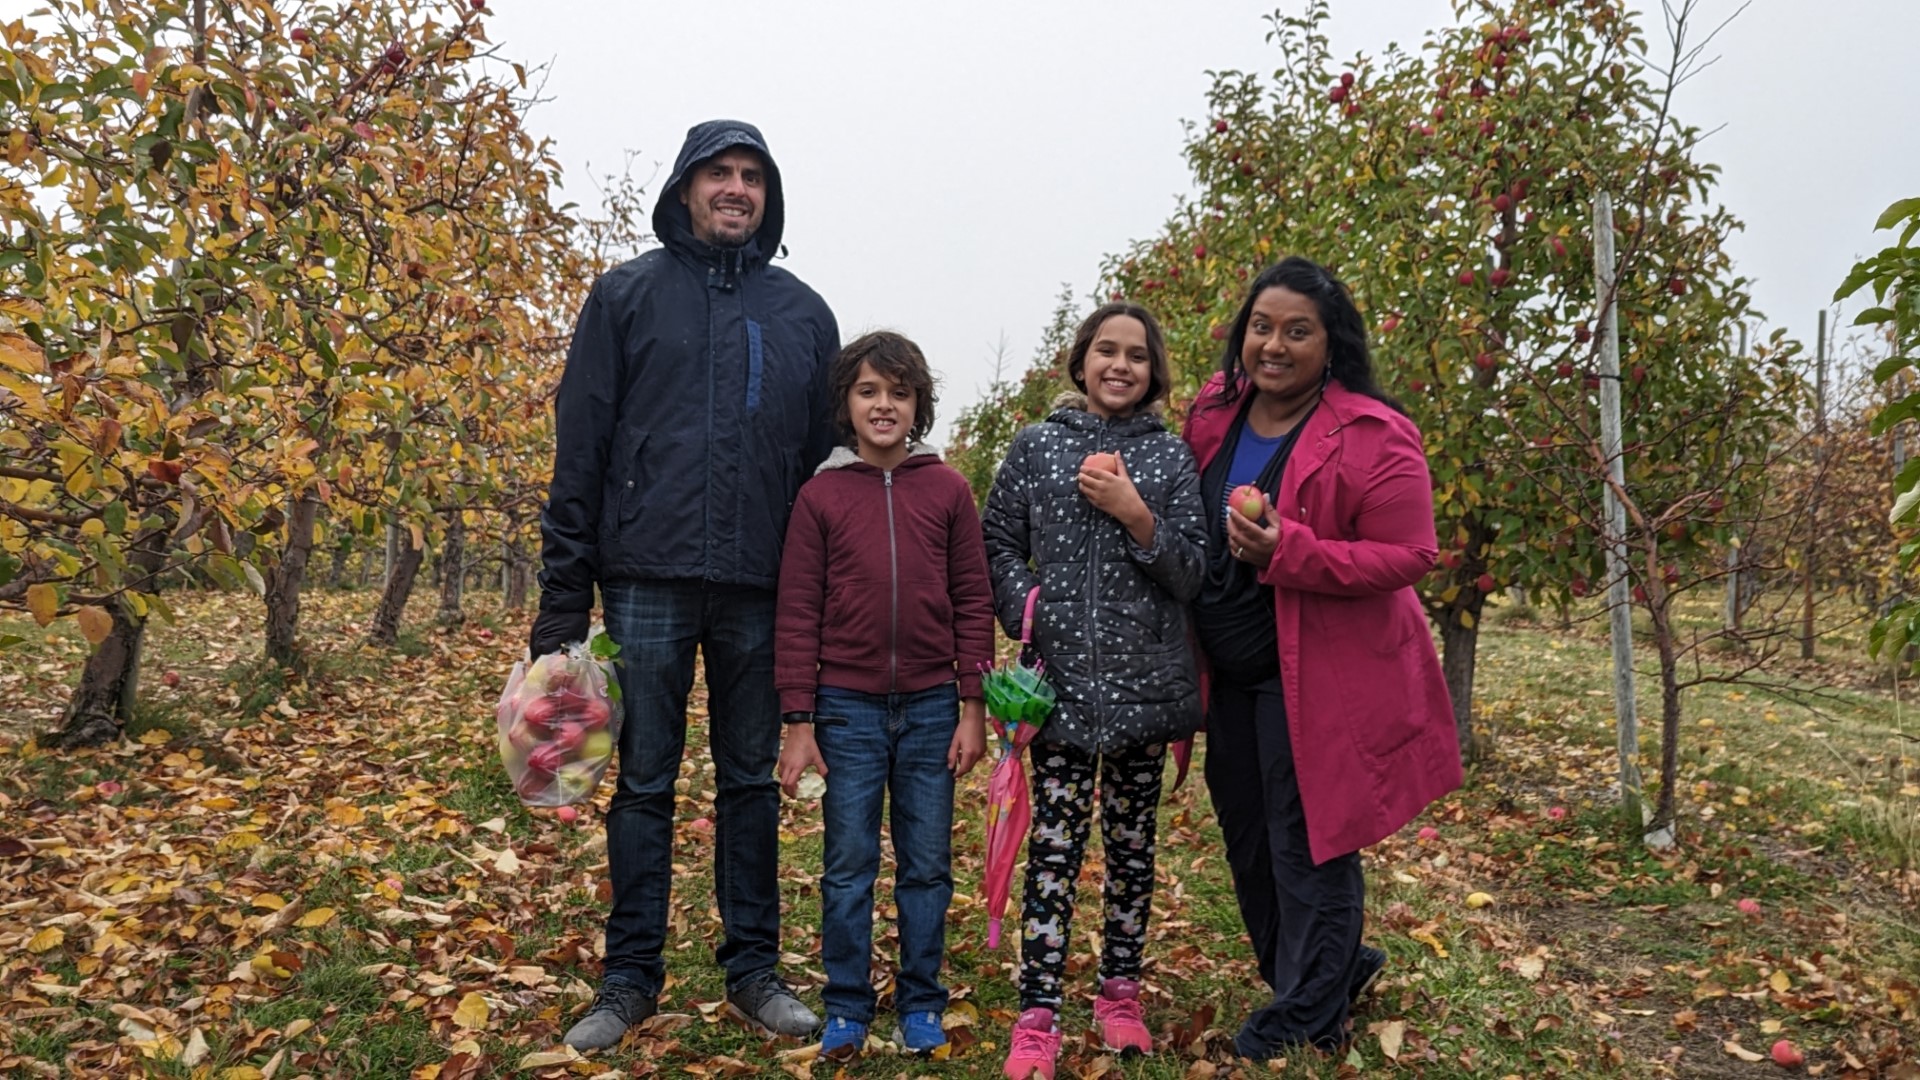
[983,718,1040,949]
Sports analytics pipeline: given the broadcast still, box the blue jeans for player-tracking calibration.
[599,580,782,996]
[814,683,959,1022]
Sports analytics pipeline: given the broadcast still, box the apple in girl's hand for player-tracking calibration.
[1083,452,1120,474]
[1230,484,1266,520]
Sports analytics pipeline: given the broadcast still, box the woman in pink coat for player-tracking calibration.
[1182,256,1461,1059]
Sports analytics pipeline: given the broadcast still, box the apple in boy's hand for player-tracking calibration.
[1230,484,1266,520]
[1083,452,1120,474]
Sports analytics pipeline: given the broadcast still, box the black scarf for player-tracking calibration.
[1192,392,1318,682]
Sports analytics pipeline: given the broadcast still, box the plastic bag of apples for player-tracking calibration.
[496,633,623,807]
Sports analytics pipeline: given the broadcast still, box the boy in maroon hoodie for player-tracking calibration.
[774,331,995,1059]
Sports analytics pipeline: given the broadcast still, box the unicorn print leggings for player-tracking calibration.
[1018,740,1166,1011]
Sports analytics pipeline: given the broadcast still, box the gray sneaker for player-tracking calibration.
[563,979,656,1051]
[725,971,819,1038]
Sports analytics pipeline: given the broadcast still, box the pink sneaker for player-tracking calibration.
[1002,1007,1061,1080]
[1094,977,1152,1055]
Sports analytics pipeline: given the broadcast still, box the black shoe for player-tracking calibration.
[1350,945,1388,1006]
[725,970,820,1038]
[562,979,657,1051]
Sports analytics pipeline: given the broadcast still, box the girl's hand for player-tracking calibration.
[1225,492,1281,567]
[1079,455,1155,547]
[778,724,828,798]
[949,698,988,778]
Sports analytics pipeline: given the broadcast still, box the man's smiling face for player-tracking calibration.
[680,148,767,248]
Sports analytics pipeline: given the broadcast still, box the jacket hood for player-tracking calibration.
[1044,391,1167,438]
[815,444,943,473]
[653,119,785,265]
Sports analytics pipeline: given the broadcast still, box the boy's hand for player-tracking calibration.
[949,698,988,778]
[778,724,828,798]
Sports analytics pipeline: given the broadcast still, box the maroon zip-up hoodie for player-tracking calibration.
[774,445,995,714]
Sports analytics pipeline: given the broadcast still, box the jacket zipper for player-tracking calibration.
[885,469,899,694]
[1087,436,1104,745]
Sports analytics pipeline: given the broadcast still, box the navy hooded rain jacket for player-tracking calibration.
[536,121,841,614]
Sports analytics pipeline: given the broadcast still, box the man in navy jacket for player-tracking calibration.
[533,119,839,1050]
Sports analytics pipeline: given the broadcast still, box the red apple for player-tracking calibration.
[1489,268,1512,288]
[690,817,714,833]
[527,743,567,777]
[1213,119,1229,134]
[1417,826,1440,842]
[1551,237,1567,258]
[162,670,181,688]
[556,805,579,824]
[1457,269,1476,287]
[1737,897,1761,916]
[573,696,612,731]
[1476,573,1497,593]
[1575,325,1594,344]
[1474,352,1497,371]
[1770,1040,1802,1068]
[521,694,559,735]
[1440,550,1464,570]
[1631,365,1648,384]
[1210,324,1226,340]
[1193,244,1206,259]
[1340,71,1355,88]
[1571,579,1590,599]
[1492,193,1512,213]
[552,722,587,754]
[1083,452,1120,474]
[1380,315,1400,333]
[1547,806,1567,820]
[514,770,553,801]
[1632,585,1648,603]
[1328,84,1348,104]
[504,717,543,754]
[1229,485,1265,521]
[291,27,311,43]
[1479,119,1496,137]
[385,42,406,65]
[1668,277,1686,296]
[1556,363,1575,378]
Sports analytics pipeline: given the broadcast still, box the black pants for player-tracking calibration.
[1205,675,1365,1054]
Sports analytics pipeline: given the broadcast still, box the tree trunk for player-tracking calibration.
[264,491,321,669]
[52,598,146,747]
[1438,597,1486,762]
[1650,603,1683,840]
[503,534,531,610]
[366,527,425,647]
[436,513,466,626]
[327,540,350,589]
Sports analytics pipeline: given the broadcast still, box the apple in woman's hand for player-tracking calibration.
[1230,484,1266,520]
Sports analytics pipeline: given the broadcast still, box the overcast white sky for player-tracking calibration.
[159,2,1920,433]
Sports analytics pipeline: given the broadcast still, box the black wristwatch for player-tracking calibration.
[782,711,814,726]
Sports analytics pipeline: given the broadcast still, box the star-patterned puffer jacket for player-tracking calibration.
[980,396,1209,754]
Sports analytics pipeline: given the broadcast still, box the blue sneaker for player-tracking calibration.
[896,1009,947,1055]
[820,1016,867,1060]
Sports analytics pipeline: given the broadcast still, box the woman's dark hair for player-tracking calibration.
[830,330,939,443]
[1212,256,1402,413]
[1065,301,1173,413]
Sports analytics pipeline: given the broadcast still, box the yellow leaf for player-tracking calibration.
[325,802,366,826]
[1466,891,1495,908]
[250,951,292,980]
[295,907,337,928]
[1409,927,1450,957]
[25,583,57,627]
[138,729,171,746]
[220,1068,266,1080]
[1375,1019,1406,1061]
[0,335,43,374]
[253,893,290,911]
[451,991,489,1030]
[1723,1040,1765,1063]
[75,605,113,644]
[27,926,64,953]
[1769,969,1791,993]
[518,1050,581,1069]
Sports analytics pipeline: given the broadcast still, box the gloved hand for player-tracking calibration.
[529,608,591,660]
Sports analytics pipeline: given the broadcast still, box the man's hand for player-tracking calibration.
[529,609,591,660]
[948,698,988,778]
[778,723,829,798]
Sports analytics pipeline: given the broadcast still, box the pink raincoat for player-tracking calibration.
[1184,376,1462,864]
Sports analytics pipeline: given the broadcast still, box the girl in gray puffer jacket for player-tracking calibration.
[980,302,1208,1069]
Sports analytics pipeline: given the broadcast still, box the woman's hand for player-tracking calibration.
[949,698,988,778]
[1079,455,1155,548]
[1225,492,1281,567]
[777,723,828,798]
